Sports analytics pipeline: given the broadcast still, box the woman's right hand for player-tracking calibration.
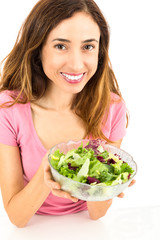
[42,152,78,202]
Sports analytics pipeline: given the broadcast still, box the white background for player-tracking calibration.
[0,0,160,221]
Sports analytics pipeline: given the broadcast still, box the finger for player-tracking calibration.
[129,179,136,187]
[51,189,78,202]
[117,192,125,198]
[44,170,61,189]
[42,150,51,167]
[43,164,61,189]
[44,164,53,181]
[44,161,52,175]
[46,179,61,190]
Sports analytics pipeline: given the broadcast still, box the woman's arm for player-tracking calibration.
[0,144,77,228]
[87,199,113,220]
[0,144,51,227]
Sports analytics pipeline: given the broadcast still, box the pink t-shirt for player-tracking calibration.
[0,90,127,215]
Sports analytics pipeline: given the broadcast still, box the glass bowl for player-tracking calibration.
[48,139,137,201]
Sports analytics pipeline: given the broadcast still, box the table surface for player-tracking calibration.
[0,205,159,240]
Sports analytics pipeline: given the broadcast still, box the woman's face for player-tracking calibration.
[41,12,100,94]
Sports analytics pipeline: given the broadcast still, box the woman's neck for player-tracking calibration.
[36,83,76,113]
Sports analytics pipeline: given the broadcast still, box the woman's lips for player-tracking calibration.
[61,72,85,84]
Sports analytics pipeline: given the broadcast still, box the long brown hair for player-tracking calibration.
[0,0,123,140]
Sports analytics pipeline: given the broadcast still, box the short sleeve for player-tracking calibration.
[0,106,18,147]
[109,100,127,141]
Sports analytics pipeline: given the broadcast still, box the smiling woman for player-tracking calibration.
[0,0,134,228]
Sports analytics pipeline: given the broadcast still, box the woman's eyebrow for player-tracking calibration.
[82,39,99,43]
[52,38,99,43]
[52,38,70,43]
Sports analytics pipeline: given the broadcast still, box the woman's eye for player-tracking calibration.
[84,45,94,51]
[55,44,66,50]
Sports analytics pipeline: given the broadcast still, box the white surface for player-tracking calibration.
[0,201,159,240]
[0,0,160,236]
[0,194,160,240]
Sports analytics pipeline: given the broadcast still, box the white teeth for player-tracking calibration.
[62,73,83,80]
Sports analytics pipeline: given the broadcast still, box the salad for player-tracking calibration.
[49,140,134,187]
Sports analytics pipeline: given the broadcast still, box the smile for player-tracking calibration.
[61,72,85,84]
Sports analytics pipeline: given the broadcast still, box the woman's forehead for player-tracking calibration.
[46,12,100,43]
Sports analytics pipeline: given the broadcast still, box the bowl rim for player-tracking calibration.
[48,139,137,189]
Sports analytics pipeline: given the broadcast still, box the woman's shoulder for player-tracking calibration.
[110,92,122,102]
[0,90,31,134]
[0,90,13,104]
[0,90,21,105]
[0,90,27,106]
[0,90,30,119]
[109,92,126,116]
[102,92,127,141]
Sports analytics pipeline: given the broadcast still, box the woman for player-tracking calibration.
[0,0,135,227]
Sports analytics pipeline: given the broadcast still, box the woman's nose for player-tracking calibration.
[67,50,84,72]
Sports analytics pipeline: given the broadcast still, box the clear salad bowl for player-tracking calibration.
[48,139,137,201]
